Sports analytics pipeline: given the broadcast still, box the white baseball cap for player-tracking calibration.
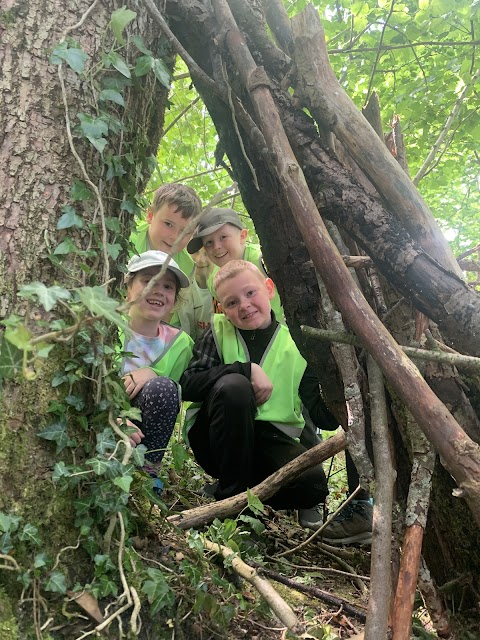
[126,250,190,288]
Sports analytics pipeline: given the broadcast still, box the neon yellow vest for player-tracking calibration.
[207,244,285,323]
[121,326,193,384]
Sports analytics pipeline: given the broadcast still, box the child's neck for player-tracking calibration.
[129,317,162,338]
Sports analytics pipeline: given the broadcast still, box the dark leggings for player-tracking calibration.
[188,374,329,509]
[131,377,179,475]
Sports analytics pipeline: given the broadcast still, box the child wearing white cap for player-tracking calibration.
[120,250,193,493]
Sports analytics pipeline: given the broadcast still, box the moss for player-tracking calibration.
[0,587,18,640]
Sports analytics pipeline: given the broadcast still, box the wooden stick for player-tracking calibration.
[168,431,346,529]
[364,357,395,640]
[211,0,480,523]
[202,537,304,635]
[302,326,480,374]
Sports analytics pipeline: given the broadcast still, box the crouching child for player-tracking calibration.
[180,260,337,511]
[120,250,193,492]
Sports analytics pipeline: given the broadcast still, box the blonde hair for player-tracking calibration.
[151,183,201,220]
[213,260,265,292]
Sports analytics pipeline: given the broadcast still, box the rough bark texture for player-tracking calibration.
[0,0,168,624]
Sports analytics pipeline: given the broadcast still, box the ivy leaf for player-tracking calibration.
[171,442,189,472]
[52,462,71,482]
[50,43,88,73]
[142,568,174,614]
[4,325,31,350]
[88,136,107,153]
[96,428,117,455]
[98,89,125,107]
[134,55,154,77]
[76,286,130,331]
[73,496,93,515]
[53,237,78,255]
[153,58,171,88]
[57,205,84,229]
[18,282,71,311]
[87,458,111,476]
[36,342,55,359]
[0,512,21,534]
[19,523,41,546]
[246,489,265,515]
[0,333,23,380]
[34,553,49,569]
[132,35,152,56]
[110,6,137,45]
[107,52,131,78]
[77,113,108,152]
[131,444,146,467]
[45,570,67,594]
[38,420,69,453]
[65,395,85,411]
[70,180,94,202]
[106,243,122,260]
[114,475,133,493]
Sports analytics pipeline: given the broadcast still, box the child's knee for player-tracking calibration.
[143,376,179,401]
[212,373,253,405]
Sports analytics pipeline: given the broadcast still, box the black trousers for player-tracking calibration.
[188,374,329,510]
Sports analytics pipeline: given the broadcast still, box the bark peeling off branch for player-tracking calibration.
[291,5,462,278]
[168,431,346,529]
[210,0,480,521]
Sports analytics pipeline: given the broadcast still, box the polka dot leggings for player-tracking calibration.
[131,376,179,476]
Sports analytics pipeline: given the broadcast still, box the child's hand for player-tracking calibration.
[250,363,273,406]
[122,368,157,400]
[116,418,145,447]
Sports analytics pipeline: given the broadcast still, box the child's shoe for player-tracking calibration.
[299,503,325,530]
[321,500,372,546]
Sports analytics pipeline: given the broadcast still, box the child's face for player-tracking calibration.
[216,270,274,331]
[146,203,193,254]
[202,223,248,267]
[127,267,178,325]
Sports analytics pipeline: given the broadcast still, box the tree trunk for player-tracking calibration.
[0,0,167,632]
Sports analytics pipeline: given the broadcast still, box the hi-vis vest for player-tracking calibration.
[184,316,306,440]
[121,326,193,384]
[207,244,285,324]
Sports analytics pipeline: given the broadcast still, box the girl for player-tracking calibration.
[121,250,193,492]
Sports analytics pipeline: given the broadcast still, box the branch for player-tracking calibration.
[328,39,480,55]
[162,96,201,138]
[168,431,346,529]
[413,69,480,185]
[365,0,396,104]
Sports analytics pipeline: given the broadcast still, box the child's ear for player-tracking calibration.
[239,228,248,244]
[265,278,275,299]
[146,207,154,223]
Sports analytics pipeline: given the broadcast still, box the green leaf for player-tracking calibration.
[73,497,93,515]
[34,553,49,569]
[107,52,131,78]
[70,180,94,201]
[0,512,21,534]
[38,420,69,453]
[76,286,130,331]
[133,55,154,77]
[65,395,85,411]
[110,6,137,45]
[0,333,23,380]
[142,568,174,614]
[50,43,88,73]
[98,89,125,106]
[246,489,265,515]
[45,570,67,594]
[132,35,153,56]
[53,237,77,255]
[52,462,71,482]
[36,342,55,359]
[113,475,132,493]
[18,282,71,311]
[96,428,116,455]
[19,523,41,546]
[88,136,107,153]
[132,444,146,467]
[57,205,84,229]
[77,113,108,140]
[171,442,189,472]
[87,458,111,476]
[106,243,122,259]
[153,58,171,88]
[4,325,31,350]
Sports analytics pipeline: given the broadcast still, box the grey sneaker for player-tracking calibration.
[299,503,325,530]
[321,500,373,546]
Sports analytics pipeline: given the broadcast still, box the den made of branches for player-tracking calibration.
[1,0,480,638]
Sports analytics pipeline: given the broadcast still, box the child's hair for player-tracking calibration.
[151,183,201,219]
[214,260,264,292]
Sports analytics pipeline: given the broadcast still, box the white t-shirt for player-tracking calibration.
[122,323,179,375]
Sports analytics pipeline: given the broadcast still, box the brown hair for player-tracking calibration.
[151,183,201,220]
[213,260,265,292]
[125,268,182,302]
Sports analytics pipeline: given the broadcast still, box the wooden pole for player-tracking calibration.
[211,0,480,523]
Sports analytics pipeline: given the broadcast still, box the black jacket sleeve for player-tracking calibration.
[299,365,338,431]
[180,326,251,402]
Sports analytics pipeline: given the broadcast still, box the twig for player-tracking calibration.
[51,537,81,572]
[328,39,480,55]
[201,537,304,634]
[0,553,21,571]
[414,69,480,185]
[271,557,371,581]
[162,96,201,138]
[313,542,369,595]
[365,0,396,104]
[364,357,395,640]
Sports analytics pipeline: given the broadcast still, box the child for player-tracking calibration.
[121,250,193,491]
[186,208,285,323]
[190,247,214,333]
[180,260,337,513]
[130,183,208,340]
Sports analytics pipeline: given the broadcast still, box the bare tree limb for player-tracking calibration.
[328,39,480,55]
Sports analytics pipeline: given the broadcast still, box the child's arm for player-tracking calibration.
[250,363,273,406]
[123,368,157,400]
[299,366,338,431]
[180,327,251,402]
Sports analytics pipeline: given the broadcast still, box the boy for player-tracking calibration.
[130,183,210,339]
[186,208,285,323]
[180,261,337,514]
